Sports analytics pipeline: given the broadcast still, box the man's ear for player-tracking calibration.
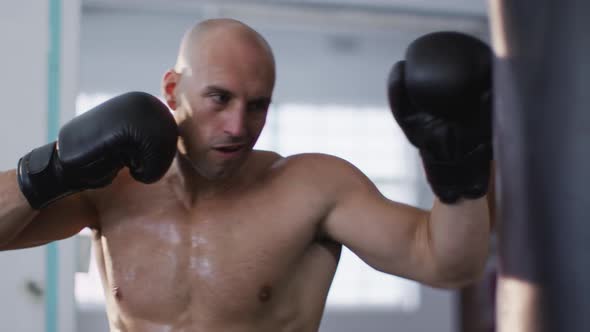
[162,70,180,110]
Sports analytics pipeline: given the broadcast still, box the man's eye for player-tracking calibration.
[248,101,269,113]
[211,93,230,104]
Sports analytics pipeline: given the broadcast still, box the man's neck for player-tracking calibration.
[171,153,250,205]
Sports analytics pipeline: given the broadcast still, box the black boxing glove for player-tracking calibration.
[17,91,178,209]
[387,31,493,204]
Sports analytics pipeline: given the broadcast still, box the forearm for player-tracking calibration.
[426,197,490,286]
[0,170,38,245]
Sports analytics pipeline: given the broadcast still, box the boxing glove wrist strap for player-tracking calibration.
[420,143,492,204]
[17,142,74,209]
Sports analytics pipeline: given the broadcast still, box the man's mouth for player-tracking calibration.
[213,144,246,153]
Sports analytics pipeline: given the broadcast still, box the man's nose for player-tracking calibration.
[222,106,247,138]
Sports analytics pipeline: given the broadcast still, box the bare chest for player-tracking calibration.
[92,181,331,325]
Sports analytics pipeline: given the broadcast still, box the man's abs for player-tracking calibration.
[88,168,340,331]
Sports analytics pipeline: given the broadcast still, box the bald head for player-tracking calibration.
[163,19,276,180]
[174,18,275,76]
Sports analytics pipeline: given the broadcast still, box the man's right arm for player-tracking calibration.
[1,91,178,250]
[0,169,96,251]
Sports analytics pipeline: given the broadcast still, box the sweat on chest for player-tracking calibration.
[100,210,314,312]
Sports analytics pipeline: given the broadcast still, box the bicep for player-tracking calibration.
[322,173,434,282]
[0,193,98,251]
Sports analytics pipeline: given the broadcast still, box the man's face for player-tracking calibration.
[175,38,275,180]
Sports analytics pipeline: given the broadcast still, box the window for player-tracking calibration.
[258,103,421,310]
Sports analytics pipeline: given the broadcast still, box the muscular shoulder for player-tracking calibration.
[277,152,361,175]
[268,152,370,194]
[252,149,283,166]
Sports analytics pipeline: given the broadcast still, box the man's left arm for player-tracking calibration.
[322,31,495,288]
[320,159,490,289]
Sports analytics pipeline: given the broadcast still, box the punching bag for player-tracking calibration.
[489,1,590,331]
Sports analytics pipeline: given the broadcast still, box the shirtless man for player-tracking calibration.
[0,19,493,331]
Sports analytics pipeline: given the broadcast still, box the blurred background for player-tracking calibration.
[0,0,494,331]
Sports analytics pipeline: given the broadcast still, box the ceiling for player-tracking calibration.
[82,0,489,18]
[81,0,490,37]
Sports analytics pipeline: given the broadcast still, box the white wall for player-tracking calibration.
[0,1,80,331]
[0,3,48,331]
